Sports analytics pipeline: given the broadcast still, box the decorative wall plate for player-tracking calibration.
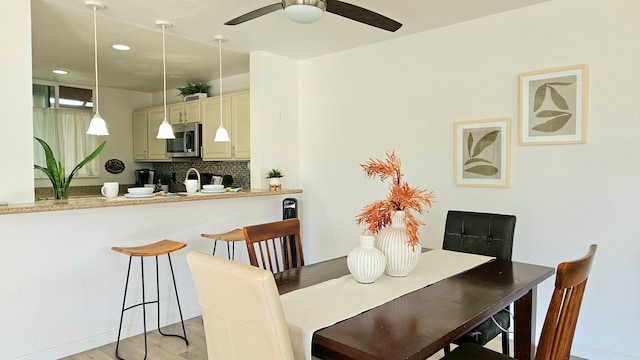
[105,159,125,174]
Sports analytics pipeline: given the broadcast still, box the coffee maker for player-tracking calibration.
[134,169,155,187]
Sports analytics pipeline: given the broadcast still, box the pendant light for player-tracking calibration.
[155,21,175,139]
[213,35,230,142]
[85,0,109,136]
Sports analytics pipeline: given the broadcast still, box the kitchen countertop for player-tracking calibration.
[0,189,302,215]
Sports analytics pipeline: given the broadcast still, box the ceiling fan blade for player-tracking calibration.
[225,3,284,25]
[326,0,402,32]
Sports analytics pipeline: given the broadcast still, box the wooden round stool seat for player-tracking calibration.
[201,228,246,260]
[111,239,186,257]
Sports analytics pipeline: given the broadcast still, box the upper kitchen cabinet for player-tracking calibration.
[132,107,171,162]
[201,91,250,161]
[169,101,201,124]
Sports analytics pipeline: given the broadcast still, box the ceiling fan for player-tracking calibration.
[225,0,402,32]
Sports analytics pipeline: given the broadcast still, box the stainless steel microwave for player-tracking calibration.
[166,123,202,158]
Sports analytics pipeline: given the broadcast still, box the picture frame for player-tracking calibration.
[455,118,510,187]
[519,65,588,145]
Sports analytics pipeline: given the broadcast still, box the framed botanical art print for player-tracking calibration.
[455,118,510,187]
[519,65,588,145]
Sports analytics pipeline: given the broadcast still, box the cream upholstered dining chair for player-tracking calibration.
[243,218,305,273]
[442,244,597,360]
[186,251,294,360]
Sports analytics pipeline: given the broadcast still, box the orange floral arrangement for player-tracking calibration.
[356,151,435,248]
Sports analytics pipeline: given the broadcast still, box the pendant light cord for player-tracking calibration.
[92,6,100,115]
[218,39,223,127]
[162,25,167,121]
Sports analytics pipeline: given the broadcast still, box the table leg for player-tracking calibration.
[514,287,537,360]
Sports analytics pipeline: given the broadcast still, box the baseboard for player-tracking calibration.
[11,307,202,360]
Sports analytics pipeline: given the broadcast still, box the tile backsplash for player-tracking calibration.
[153,159,250,190]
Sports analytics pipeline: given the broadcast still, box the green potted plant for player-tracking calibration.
[34,137,106,200]
[266,168,284,188]
[176,81,210,101]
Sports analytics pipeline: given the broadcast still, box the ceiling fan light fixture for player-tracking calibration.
[283,0,326,24]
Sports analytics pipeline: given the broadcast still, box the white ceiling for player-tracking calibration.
[31,0,549,93]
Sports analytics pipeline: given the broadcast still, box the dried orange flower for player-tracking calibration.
[355,151,435,248]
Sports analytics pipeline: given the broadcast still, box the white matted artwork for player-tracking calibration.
[454,118,510,188]
[519,65,588,145]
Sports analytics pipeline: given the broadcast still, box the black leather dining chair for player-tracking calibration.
[442,210,516,355]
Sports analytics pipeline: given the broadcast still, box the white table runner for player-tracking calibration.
[280,249,494,360]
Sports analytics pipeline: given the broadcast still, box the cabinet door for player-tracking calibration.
[132,109,148,160]
[201,96,232,160]
[169,103,184,125]
[184,101,201,123]
[147,107,170,161]
[232,91,250,159]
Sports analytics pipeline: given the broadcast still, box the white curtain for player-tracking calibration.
[33,108,101,178]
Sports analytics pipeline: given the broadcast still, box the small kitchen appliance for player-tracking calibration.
[134,169,155,187]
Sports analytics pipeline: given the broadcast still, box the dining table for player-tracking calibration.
[274,249,554,360]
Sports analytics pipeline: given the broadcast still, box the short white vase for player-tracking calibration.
[375,211,420,277]
[347,234,386,284]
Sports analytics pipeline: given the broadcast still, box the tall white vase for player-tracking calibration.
[375,211,420,277]
[347,234,386,284]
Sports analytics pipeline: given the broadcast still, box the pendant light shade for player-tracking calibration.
[85,0,109,136]
[156,21,175,139]
[213,35,230,142]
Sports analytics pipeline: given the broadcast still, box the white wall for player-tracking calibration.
[249,51,300,190]
[0,1,33,203]
[297,0,639,359]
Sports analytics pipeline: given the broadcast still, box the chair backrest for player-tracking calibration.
[186,251,294,360]
[243,218,305,273]
[442,210,516,260]
[535,244,597,360]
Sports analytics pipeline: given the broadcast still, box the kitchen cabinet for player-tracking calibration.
[169,101,200,124]
[132,107,170,162]
[201,91,250,161]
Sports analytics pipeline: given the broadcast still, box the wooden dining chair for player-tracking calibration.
[243,218,305,273]
[442,244,597,360]
[186,251,295,360]
[442,210,516,355]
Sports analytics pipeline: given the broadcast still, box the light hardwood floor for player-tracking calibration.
[63,316,580,360]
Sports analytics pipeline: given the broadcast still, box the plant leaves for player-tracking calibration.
[467,132,473,157]
[533,84,547,112]
[532,114,573,132]
[465,165,499,176]
[547,86,569,110]
[471,130,498,158]
[65,141,106,190]
[34,137,63,189]
[535,110,571,118]
[464,158,492,166]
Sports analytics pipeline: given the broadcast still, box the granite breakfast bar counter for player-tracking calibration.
[0,189,302,215]
[0,188,303,359]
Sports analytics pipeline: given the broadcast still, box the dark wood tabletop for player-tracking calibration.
[274,253,554,360]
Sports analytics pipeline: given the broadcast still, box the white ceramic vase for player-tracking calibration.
[375,211,420,277]
[347,234,386,284]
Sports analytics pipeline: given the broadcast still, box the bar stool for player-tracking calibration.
[200,228,245,260]
[111,239,188,360]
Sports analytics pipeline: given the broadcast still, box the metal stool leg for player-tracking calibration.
[212,240,218,256]
[115,256,133,360]
[157,253,188,344]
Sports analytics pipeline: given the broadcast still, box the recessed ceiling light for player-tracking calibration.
[52,69,68,75]
[112,44,131,51]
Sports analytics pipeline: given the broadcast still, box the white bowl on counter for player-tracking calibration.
[203,184,224,191]
[127,187,154,195]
